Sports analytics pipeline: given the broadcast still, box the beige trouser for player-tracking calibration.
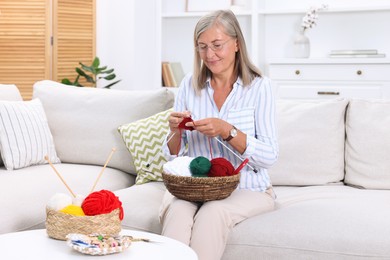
[159,188,275,260]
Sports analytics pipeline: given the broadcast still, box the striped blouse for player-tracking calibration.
[162,74,279,192]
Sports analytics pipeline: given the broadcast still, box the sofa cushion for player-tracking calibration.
[118,109,172,184]
[0,84,23,101]
[32,80,174,174]
[345,99,390,189]
[0,163,134,234]
[269,98,348,186]
[0,99,60,170]
[0,84,23,166]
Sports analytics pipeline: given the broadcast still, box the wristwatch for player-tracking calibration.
[223,126,238,142]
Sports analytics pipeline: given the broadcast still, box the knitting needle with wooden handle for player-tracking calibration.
[45,155,76,198]
[90,148,116,193]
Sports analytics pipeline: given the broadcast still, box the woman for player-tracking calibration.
[160,10,278,260]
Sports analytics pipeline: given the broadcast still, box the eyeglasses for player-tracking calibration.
[195,39,233,53]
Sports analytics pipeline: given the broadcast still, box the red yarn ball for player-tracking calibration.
[81,190,124,220]
[178,117,194,131]
[208,157,235,177]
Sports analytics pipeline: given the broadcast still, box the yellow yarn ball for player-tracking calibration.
[59,205,85,216]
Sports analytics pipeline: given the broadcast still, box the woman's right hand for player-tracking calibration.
[168,111,192,134]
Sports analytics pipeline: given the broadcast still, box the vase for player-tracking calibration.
[293,31,310,58]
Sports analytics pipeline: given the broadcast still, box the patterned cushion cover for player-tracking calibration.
[118,109,172,184]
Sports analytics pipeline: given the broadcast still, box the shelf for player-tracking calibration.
[163,6,390,17]
[261,5,390,14]
[268,58,390,65]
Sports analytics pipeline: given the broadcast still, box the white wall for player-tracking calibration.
[96,0,134,89]
[96,0,161,90]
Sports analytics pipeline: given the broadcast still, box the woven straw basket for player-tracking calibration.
[46,208,121,240]
[162,172,240,202]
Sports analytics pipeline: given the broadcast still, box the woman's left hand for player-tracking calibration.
[186,118,231,139]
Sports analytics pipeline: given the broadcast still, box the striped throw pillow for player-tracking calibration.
[0,98,61,170]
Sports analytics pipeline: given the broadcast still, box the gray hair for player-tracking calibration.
[192,10,261,92]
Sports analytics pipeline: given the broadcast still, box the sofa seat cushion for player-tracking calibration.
[223,185,390,259]
[0,163,134,234]
[115,182,166,234]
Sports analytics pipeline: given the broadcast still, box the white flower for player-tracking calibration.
[301,4,328,32]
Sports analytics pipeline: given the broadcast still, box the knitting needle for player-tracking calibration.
[213,137,258,173]
[234,158,249,175]
[147,114,194,167]
[90,148,116,193]
[145,132,176,168]
[124,236,162,243]
[45,155,76,198]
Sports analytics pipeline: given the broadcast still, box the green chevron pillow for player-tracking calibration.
[118,108,172,184]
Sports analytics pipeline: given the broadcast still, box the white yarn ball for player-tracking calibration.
[47,193,72,211]
[163,156,194,177]
[72,194,85,206]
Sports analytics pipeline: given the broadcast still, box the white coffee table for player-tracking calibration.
[0,229,198,259]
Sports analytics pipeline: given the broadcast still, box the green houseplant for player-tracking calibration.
[61,57,121,89]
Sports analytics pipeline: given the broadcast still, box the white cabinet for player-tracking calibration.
[268,58,390,99]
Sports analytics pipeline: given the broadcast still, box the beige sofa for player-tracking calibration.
[1,81,390,259]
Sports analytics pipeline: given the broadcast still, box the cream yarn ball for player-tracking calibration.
[72,194,85,206]
[47,193,72,211]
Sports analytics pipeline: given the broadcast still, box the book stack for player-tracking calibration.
[329,49,386,58]
[162,62,185,87]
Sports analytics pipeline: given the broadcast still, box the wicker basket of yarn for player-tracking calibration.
[162,172,240,202]
[162,156,241,202]
[46,208,122,241]
[45,190,123,241]
[44,149,123,241]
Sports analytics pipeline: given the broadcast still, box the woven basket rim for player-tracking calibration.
[46,207,120,217]
[162,171,240,202]
[162,171,240,181]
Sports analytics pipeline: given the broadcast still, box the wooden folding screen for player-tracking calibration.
[53,0,96,87]
[0,0,95,100]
